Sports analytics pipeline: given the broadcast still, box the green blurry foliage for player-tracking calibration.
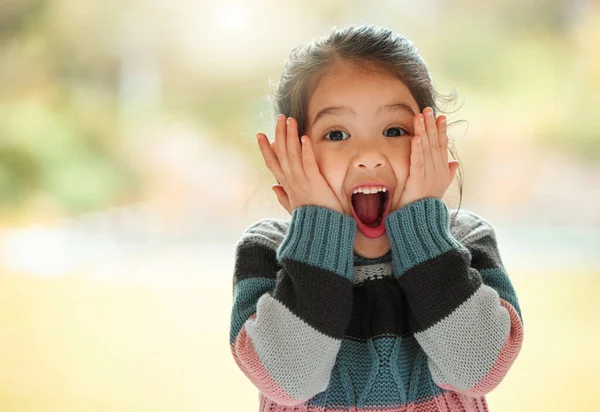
[0,0,138,213]
[0,101,138,212]
[0,145,39,204]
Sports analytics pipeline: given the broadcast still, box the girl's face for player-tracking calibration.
[304,63,420,258]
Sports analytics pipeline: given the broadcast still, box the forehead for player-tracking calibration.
[307,64,419,117]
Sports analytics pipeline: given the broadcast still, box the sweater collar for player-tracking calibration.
[353,249,392,266]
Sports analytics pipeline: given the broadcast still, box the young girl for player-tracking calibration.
[229,24,524,412]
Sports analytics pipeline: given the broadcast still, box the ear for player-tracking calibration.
[448,160,460,186]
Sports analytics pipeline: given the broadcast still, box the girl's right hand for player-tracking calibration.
[256,114,345,215]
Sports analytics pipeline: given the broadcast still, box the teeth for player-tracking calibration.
[352,186,387,194]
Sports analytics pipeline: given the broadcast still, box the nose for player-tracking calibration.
[352,147,386,170]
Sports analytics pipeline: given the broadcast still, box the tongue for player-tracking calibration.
[352,193,383,225]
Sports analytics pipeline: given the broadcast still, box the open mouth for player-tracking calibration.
[350,190,391,239]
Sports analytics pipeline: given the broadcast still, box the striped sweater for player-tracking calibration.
[229,197,524,411]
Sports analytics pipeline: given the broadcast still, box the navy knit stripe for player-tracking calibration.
[273,259,354,339]
[398,248,483,333]
[345,277,414,340]
[233,242,279,289]
[233,275,416,344]
[466,232,506,271]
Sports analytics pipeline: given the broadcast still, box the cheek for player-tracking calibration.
[316,152,345,184]
[392,143,411,164]
[317,155,337,176]
[390,147,412,180]
[312,149,325,172]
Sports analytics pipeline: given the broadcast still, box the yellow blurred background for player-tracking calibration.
[1,0,599,411]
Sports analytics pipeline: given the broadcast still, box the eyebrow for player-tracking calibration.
[311,103,417,127]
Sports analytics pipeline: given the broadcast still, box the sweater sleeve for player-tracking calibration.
[229,205,356,406]
[384,197,524,397]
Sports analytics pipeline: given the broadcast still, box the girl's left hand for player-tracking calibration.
[395,107,460,210]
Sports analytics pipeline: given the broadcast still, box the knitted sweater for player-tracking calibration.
[229,197,524,411]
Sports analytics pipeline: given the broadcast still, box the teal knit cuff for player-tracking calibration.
[276,205,356,281]
[384,197,464,277]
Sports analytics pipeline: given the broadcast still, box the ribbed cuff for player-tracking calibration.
[276,205,356,281]
[384,197,464,276]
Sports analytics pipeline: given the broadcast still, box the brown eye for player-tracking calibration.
[384,127,409,137]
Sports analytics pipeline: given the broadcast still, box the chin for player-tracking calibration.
[355,230,389,241]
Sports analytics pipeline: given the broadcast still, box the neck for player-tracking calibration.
[354,232,391,259]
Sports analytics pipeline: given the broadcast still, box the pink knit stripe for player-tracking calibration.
[232,313,303,406]
[259,390,488,411]
[438,297,524,396]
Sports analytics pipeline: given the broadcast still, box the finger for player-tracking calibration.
[415,114,428,175]
[272,184,291,214]
[410,118,425,178]
[275,114,291,177]
[448,161,460,186]
[420,109,435,173]
[286,117,305,178]
[300,136,319,177]
[256,132,286,184]
[425,107,441,170]
[437,115,449,168]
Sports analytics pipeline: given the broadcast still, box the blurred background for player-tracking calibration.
[1,0,599,410]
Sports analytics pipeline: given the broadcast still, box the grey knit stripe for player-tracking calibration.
[244,292,340,401]
[413,283,512,391]
[238,218,289,251]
